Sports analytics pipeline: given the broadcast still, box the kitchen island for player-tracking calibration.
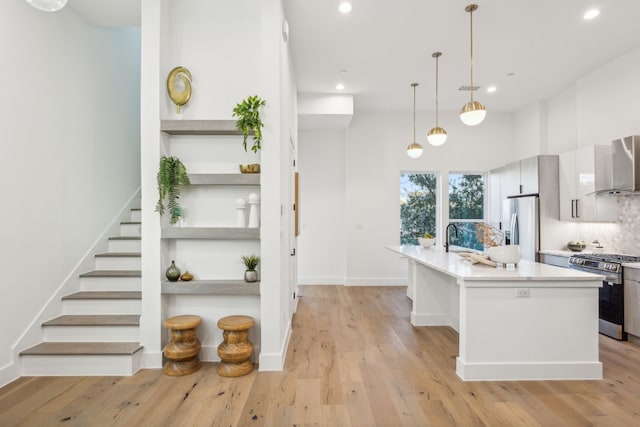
[387,245,604,381]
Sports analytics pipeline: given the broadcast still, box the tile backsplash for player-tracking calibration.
[612,195,640,255]
[560,196,640,255]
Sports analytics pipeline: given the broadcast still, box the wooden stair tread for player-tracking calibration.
[95,252,141,257]
[79,270,141,278]
[62,291,142,300]
[20,342,143,356]
[108,236,141,241]
[43,315,140,326]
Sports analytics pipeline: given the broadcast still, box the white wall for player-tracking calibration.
[297,130,346,284]
[0,3,141,372]
[298,111,514,285]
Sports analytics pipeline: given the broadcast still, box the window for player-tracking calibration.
[448,173,485,251]
[400,173,437,245]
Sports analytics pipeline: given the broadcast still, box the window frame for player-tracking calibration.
[399,171,441,246]
[446,171,488,251]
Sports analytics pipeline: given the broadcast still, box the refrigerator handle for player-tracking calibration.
[510,213,518,245]
[575,199,580,219]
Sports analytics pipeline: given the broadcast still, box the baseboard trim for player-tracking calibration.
[455,359,603,381]
[0,362,19,388]
[298,277,408,286]
[297,276,345,285]
[140,350,162,369]
[258,319,292,371]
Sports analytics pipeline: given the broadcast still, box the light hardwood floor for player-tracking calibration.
[2,285,640,426]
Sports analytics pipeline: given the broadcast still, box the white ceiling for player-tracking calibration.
[67,0,640,114]
[69,0,140,28]
[283,0,640,113]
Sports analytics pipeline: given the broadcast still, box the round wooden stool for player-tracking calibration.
[163,315,202,376]
[216,315,255,377]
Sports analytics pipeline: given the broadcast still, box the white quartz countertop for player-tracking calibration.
[623,263,640,269]
[538,249,581,257]
[387,245,603,285]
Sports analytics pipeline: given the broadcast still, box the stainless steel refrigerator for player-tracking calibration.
[503,196,540,262]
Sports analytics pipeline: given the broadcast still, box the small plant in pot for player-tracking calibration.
[241,254,261,283]
[156,155,190,225]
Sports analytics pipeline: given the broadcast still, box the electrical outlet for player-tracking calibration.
[516,288,530,298]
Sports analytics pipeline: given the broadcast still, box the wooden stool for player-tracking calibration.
[163,315,202,376]
[217,315,255,377]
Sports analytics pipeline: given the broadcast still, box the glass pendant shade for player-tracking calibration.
[429,52,447,146]
[427,127,448,146]
[460,4,486,126]
[25,0,68,12]
[407,142,424,158]
[460,100,487,126]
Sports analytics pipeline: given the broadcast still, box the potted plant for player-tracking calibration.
[156,155,190,225]
[241,254,261,283]
[233,95,266,154]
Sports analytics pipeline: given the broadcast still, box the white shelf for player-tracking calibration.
[162,280,260,295]
[161,227,259,240]
[187,173,260,185]
[161,119,253,136]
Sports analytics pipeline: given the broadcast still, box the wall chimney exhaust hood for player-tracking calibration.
[603,136,640,195]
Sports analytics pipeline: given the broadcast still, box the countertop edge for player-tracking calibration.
[387,245,604,285]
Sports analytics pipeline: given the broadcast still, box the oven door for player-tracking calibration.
[568,264,626,340]
[599,280,626,340]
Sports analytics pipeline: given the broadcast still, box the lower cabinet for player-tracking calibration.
[624,268,640,338]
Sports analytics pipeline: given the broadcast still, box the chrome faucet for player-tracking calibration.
[445,223,459,253]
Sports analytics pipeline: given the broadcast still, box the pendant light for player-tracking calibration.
[25,0,68,12]
[460,4,486,126]
[427,52,447,146]
[407,83,423,159]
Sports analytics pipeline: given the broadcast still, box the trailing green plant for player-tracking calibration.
[233,95,266,153]
[241,254,261,271]
[156,155,190,225]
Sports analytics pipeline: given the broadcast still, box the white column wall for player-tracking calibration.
[297,130,347,285]
[298,111,514,285]
[0,2,141,375]
[141,0,295,370]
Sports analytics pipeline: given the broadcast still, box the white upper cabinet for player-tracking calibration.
[558,145,617,222]
[501,156,541,197]
[519,156,540,195]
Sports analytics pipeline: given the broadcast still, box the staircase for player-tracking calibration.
[20,208,143,376]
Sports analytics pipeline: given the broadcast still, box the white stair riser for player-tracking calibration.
[130,210,142,222]
[44,326,139,342]
[108,239,141,252]
[21,353,141,376]
[80,277,141,291]
[62,299,141,315]
[120,223,141,237]
[95,257,141,270]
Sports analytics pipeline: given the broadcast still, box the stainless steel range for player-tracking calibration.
[569,253,640,340]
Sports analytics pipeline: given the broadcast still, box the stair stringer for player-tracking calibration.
[0,188,141,386]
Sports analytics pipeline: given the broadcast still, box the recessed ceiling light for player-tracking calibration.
[336,83,345,90]
[584,8,600,20]
[486,85,497,93]
[338,2,352,14]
